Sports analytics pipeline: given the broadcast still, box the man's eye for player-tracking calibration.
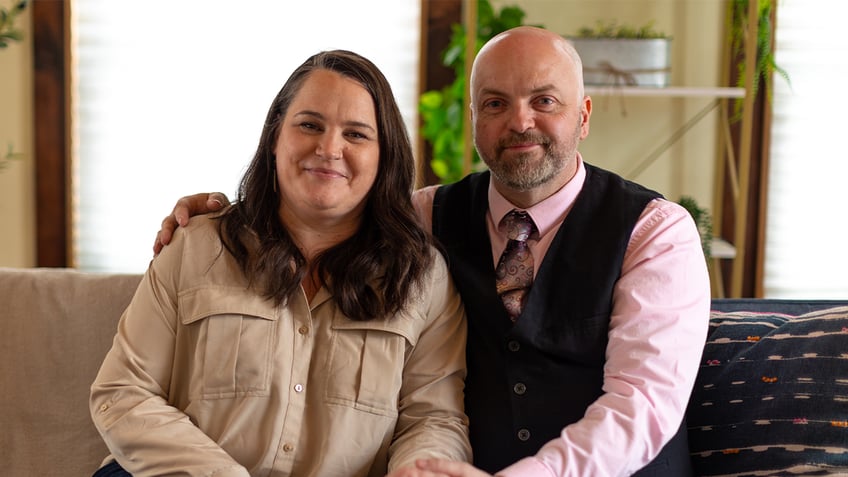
[535,97,558,108]
[483,99,504,109]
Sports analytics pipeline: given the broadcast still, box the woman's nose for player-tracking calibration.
[316,133,344,160]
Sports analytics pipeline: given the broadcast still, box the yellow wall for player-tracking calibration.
[0,6,35,267]
[0,1,725,268]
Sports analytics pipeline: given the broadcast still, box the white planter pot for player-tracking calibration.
[567,38,672,87]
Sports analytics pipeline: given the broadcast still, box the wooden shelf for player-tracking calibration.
[585,86,745,99]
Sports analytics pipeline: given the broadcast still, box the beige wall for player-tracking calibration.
[0,6,35,267]
[493,0,726,205]
[0,1,725,268]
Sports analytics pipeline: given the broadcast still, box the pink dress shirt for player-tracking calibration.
[413,155,710,477]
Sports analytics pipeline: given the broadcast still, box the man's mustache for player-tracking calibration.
[498,133,550,149]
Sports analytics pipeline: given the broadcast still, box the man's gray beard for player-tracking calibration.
[483,146,567,192]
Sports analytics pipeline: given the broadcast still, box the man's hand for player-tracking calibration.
[153,192,229,256]
[414,460,493,477]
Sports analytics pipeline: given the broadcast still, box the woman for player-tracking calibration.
[90,50,470,477]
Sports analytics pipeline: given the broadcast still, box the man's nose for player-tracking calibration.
[507,104,535,132]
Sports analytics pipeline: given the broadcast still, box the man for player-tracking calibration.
[155,27,710,477]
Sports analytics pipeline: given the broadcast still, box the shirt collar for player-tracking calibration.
[487,153,586,240]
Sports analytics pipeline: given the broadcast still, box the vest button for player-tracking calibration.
[513,382,526,395]
[507,340,520,352]
[517,428,531,441]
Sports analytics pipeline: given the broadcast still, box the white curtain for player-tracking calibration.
[72,0,421,272]
[764,0,848,297]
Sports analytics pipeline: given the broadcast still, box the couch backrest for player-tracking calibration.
[711,297,848,315]
[0,267,142,477]
[3,269,844,477]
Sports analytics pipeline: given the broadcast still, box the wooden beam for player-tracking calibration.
[730,0,760,297]
[462,0,477,176]
[32,0,69,267]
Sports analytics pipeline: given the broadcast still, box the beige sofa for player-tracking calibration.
[1,267,142,477]
[2,267,847,476]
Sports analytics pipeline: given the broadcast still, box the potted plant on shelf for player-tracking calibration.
[567,20,672,88]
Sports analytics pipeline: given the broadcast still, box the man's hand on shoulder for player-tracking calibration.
[153,192,229,256]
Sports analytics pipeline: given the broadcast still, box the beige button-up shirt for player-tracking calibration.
[91,215,470,476]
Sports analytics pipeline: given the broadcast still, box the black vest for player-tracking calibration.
[432,166,692,476]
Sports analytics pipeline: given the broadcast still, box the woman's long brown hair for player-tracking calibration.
[218,50,434,321]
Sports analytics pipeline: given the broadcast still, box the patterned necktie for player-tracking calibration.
[495,210,537,322]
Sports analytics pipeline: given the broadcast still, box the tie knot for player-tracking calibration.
[500,210,535,242]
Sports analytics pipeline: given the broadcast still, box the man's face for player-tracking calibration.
[470,30,591,193]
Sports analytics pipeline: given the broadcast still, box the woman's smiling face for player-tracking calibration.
[274,68,379,227]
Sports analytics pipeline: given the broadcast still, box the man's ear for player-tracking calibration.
[580,96,592,140]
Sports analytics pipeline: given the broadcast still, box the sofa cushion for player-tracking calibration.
[688,305,848,476]
[0,268,142,477]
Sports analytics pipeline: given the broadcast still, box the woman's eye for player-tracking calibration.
[299,122,320,131]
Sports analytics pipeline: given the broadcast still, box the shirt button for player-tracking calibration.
[99,404,109,412]
[294,383,304,393]
[513,383,526,395]
[507,340,520,352]
[298,325,309,335]
[283,443,294,452]
[517,428,531,441]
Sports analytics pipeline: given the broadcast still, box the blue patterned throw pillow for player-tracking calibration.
[688,307,848,476]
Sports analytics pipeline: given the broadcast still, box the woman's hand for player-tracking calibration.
[384,465,450,477]
[414,460,494,477]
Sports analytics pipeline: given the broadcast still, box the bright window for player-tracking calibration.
[72,0,421,272]
[764,0,848,297]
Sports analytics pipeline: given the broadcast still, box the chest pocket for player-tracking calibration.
[179,287,278,400]
[325,314,419,417]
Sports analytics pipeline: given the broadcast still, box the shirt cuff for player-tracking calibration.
[496,456,553,477]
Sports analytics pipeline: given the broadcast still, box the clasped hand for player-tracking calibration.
[386,459,494,477]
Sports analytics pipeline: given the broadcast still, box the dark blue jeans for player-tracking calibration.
[92,460,131,477]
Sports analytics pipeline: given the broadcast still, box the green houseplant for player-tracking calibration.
[418,0,531,184]
[573,20,667,40]
[0,0,27,173]
[0,0,26,48]
[677,195,713,259]
[728,0,789,118]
